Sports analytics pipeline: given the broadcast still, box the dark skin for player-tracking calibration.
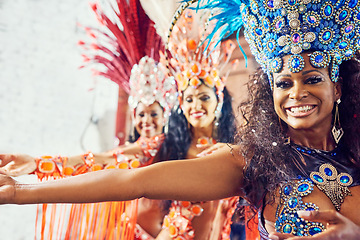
[0,53,359,239]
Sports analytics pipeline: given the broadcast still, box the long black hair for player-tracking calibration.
[158,87,236,161]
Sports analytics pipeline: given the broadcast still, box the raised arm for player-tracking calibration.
[0,146,245,205]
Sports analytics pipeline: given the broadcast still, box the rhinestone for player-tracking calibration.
[339,10,349,22]
[302,0,311,3]
[275,19,284,30]
[345,50,353,57]
[312,174,324,183]
[267,0,275,9]
[322,31,331,41]
[340,175,350,183]
[292,33,301,43]
[298,183,309,192]
[288,197,298,208]
[315,54,324,63]
[284,185,292,195]
[274,0,282,8]
[309,227,322,235]
[324,167,333,176]
[268,41,274,50]
[288,11,299,19]
[324,5,333,17]
[290,19,300,28]
[307,15,317,24]
[345,25,354,34]
[291,45,302,54]
[263,19,270,29]
[283,224,293,234]
[349,0,358,8]
[255,28,263,36]
[303,42,311,50]
[288,0,297,6]
[304,32,316,42]
[339,41,348,49]
[278,36,288,46]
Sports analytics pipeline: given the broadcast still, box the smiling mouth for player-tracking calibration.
[191,112,205,118]
[286,105,316,116]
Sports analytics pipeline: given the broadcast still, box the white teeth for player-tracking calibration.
[290,105,314,114]
[192,112,204,117]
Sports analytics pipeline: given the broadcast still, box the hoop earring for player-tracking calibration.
[331,99,343,144]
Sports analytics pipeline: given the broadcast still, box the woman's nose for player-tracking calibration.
[289,82,308,100]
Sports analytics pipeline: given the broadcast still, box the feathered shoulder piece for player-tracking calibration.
[79,0,163,93]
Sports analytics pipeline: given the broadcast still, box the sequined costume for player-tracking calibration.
[257,142,360,239]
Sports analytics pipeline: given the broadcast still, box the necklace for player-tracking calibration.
[196,137,216,148]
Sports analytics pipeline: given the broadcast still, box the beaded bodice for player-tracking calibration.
[259,143,360,239]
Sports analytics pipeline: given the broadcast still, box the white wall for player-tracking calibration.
[0,0,119,238]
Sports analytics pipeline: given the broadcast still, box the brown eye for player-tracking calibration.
[305,76,323,84]
[275,80,292,89]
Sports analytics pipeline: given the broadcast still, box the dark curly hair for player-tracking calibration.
[159,87,237,161]
[238,54,360,208]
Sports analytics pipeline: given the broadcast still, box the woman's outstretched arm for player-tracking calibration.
[0,146,245,204]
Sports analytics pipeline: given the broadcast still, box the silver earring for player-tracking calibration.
[331,98,343,144]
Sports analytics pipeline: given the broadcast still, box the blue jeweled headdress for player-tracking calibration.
[191,0,360,87]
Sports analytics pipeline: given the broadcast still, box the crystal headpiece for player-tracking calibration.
[192,0,360,87]
[165,5,238,117]
[129,56,178,120]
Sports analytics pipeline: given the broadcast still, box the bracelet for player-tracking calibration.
[35,156,65,180]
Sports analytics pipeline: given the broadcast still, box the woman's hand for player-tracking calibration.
[0,172,16,204]
[269,210,360,240]
[0,154,37,177]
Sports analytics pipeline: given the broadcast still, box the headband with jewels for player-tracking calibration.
[164,4,238,118]
[189,0,360,87]
[128,56,178,120]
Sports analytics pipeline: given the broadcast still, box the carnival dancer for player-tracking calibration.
[1,0,360,239]
[155,7,239,240]
[0,0,176,239]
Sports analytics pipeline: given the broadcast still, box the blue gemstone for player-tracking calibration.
[309,227,322,235]
[267,0,274,8]
[324,167,333,176]
[339,10,348,21]
[340,175,350,183]
[313,174,324,183]
[255,28,263,36]
[298,183,309,192]
[306,207,315,211]
[283,224,292,234]
[349,0,357,8]
[307,15,317,24]
[288,0,296,6]
[345,50,353,57]
[288,197,298,208]
[264,20,270,29]
[284,185,292,195]
[252,3,258,11]
[315,55,324,63]
[339,42,348,49]
[275,20,284,30]
[345,25,354,33]
[357,12,360,20]
[322,31,331,41]
[292,58,300,68]
[268,41,274,50]
[324,5,333,16]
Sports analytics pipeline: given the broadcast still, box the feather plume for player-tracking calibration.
[80,0,164,93]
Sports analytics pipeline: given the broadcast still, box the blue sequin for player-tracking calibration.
[324,167,333,176]
[340,175,350,183]
[298,183,309,192]
[312,174,324,183]
[288,197,298,208]
[309,227,322,236]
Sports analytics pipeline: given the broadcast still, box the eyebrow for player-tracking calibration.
[184,91,209,97]
[275,69,325,81]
